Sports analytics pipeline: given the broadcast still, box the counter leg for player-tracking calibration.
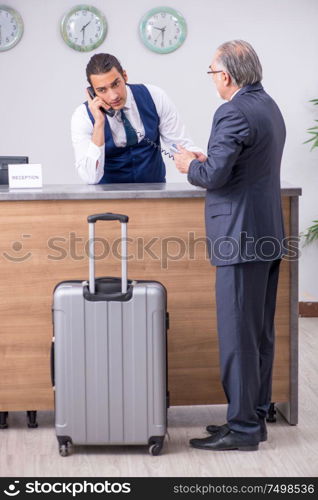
[0,411,9,429]
[27,410,38,428]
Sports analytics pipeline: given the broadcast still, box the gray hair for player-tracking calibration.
[216,40,262,87]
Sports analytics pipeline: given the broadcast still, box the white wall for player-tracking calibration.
[1,0,318,299]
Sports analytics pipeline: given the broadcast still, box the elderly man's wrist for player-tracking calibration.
[189,158,199,169]
[187,160,195,182]
[188,159,200,181]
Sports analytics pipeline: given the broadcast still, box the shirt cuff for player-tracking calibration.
[87,141,103,160]
[186,146,205,154]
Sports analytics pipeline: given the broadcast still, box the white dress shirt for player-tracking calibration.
[71,84,203,184]
[230,88,241,100]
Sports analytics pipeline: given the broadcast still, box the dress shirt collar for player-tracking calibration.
[114,84,132,118]
[230,88,241,100]
[231,82,264,100]
[123,84,133,110]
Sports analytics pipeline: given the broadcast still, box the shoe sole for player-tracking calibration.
[206,428,267,442]
[238,445,259,451]
[191,443,259,451]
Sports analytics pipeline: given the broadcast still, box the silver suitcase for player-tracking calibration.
[51,213,168,457]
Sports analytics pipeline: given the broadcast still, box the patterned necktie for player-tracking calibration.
[120,109,138,146]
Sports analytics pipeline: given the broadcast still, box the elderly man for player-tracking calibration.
[174,40,286,451]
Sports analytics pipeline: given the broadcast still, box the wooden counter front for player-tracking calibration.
[0,188,299,424]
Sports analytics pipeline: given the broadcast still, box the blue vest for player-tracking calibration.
[84,84,166,183]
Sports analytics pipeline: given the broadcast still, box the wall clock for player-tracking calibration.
[139,6,187,54]
[0,5,24,52]
[60,4,107,52]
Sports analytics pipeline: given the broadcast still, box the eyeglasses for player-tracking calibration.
[207,68,223,75]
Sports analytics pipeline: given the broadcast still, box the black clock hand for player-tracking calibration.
[154,32,162,43]
[80,20,91,37]
[161,26,166,46]
[80,20,91,43]
[80,23,89,35]
[82,20,91,30]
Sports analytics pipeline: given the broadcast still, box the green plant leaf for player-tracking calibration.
[304,99,318,148]
[303,136,316,144]
[311,138,318,150]
[303,221,318,245]
[303,102,318,244]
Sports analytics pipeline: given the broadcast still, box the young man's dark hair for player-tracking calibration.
[86,53,124,84]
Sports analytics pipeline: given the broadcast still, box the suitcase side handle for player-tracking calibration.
[50,339,55,388]
[88,213,128,295]
[87,213,129,224]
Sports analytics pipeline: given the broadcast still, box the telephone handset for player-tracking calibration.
[87,86,115,117]
[86,85,177,159]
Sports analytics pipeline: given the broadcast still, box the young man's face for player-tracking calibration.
[90,67,128,110]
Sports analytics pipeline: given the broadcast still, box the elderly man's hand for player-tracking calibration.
[193,151,207,163]
[174,145,197,174]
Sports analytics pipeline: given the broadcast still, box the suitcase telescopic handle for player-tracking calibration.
[87,213,129,295]
[87,213,129,224]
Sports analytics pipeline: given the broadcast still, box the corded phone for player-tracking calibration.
[86,86,177,157]
[87,86,115,117]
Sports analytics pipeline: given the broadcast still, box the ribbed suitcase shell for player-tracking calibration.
[52,279,167,450]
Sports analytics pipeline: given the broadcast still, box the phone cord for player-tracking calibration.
[115,114,175,159]
[135,131,175,159]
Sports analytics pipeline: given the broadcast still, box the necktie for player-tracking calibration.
[120,109,138,146]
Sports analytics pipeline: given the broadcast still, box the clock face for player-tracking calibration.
[60,5,107,52]
[0,6,24,52]
[139,7,187,54]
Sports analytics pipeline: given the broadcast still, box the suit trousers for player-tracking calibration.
[215,259,281,436]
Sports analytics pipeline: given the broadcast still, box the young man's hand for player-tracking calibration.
[87,89,108,124]
[86,89,109,150]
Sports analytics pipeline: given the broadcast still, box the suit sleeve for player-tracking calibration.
[187,105,250,190]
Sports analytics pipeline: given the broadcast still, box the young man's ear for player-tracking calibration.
[123,71,128,83]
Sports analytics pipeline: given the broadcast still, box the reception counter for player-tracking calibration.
[0,182,301,425]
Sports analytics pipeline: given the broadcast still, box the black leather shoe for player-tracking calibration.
[190,426,259,451]
[206,420,267,442]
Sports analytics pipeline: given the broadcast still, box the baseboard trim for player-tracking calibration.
[299,302,318,317]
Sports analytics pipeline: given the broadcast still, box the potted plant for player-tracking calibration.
[303,99,318,244]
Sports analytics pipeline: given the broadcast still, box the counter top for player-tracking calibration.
[0,181,302,201]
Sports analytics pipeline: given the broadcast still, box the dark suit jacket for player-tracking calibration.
[188,82,286,266]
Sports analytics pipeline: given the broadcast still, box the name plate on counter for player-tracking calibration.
[8,164,43,188]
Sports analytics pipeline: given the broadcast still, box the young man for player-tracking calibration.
[71,53,205,184]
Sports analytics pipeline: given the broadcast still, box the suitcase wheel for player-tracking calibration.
[149,443,162,456]
[148,436,164,456]
[58,440,73,457]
